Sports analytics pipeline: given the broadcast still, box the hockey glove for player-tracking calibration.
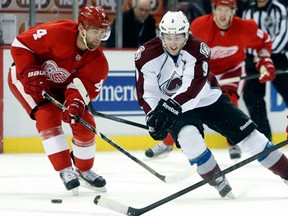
[147,99,182,140]
[62,98,85,124]
[147,109,168,140]
[23,71,50,104]
[255,57,275,83]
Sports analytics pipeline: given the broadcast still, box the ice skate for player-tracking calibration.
[229,145,241,162]
[213,176,235,199]
[145,142,173,159]
[59,167,80,196]
[76,169,107,192]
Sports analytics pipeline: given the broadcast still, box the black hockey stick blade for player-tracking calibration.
[73,78,148,130]
[219,69,288,85]
[42,90,196,184]
[94,139,288,215]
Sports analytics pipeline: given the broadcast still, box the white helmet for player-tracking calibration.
[159,11,190,40]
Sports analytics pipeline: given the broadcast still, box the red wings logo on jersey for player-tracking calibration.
[41,60,70,83]
[210,45,238,60]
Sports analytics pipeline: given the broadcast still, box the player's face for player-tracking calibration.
[85,27,108,49]
[213,5,234,30]
[162,33,186,56]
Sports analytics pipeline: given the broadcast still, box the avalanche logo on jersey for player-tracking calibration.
[160,71,182,96]
[135,46,145,61]
[200,42,210,58]
[41,60,70,83]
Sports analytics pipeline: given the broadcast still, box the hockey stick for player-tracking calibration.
[219,69,288,85]
[73,78,148,130]
[42,90,196,184]
[94,139,288,215]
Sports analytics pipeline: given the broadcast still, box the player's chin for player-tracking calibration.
[168,48,180,56]
[89,43,100,50]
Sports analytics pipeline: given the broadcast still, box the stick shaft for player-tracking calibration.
[73,77,148,130]
[219,69,288,85]
[88,103,148,129]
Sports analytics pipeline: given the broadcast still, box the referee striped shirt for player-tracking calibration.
[242,0,288,54]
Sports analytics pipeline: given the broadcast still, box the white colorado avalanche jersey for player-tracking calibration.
[135,35,222,114]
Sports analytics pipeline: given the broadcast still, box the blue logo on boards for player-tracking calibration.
[91,71,144,116]
[270,84,287,111]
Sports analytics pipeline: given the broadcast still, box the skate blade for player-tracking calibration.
[223,191,236,199]
[71,187,79,196]
[79,179,107,193]
[230,158,240,164]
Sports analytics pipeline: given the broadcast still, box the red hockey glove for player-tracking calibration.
[62,98,85,124]
[255,57,275,83]
[23,71,50,104]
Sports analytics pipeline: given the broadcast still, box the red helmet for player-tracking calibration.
[212,0,237,8]
[78,6,110,29]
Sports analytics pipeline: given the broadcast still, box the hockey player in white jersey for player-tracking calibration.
[135,11,288,198]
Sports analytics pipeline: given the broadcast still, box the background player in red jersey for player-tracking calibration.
[135,10,288,198]
[7,6,111,194]
[145,0,276,161]
[191,0,275,161]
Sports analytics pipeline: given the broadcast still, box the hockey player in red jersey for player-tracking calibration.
[145,0,276,161]
[8,6,111,194]
[135,10,288,198]
[190,0,275,160]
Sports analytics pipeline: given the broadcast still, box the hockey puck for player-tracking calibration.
[51,199,62,204]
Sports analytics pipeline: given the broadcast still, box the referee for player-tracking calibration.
[242,0,288,140]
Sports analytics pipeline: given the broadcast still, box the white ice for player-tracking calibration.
[0,148,287,216]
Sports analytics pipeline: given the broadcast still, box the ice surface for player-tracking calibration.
[0,148,287,216]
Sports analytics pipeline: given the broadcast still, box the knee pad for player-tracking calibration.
[238,129,268,155]
[72,139,96,160]
[177,125,207,160]
[40,126,69,156]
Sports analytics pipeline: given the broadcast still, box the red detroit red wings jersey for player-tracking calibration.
[190,14,272,75]
[11,20,108,100]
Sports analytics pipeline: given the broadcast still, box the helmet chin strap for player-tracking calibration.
[80,30,96,51]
